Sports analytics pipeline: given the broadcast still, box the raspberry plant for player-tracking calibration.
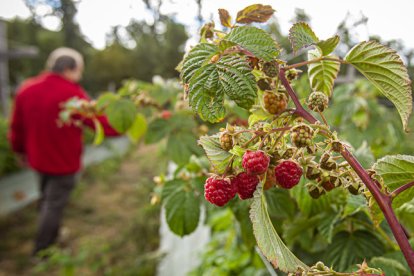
[178,3,414,275]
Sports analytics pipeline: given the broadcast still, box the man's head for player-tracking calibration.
[46,47,84,83]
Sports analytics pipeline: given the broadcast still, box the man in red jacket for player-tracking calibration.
[8,47,119,255]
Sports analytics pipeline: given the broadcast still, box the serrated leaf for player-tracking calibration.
[167,132,200,165]
[181,43,219,83]
[308,50,340,96]
[316,35,340,56]
[218,8,232,28]
[317,212,339,243]
[289,22,319,53]
[164,184,200,237]
[92,118,104,145]
[324,231,385,271]
[236,4,275,24]
[127,113,147,142]
[145,118,171,144]
[373,155,414,190]
[216,56,257,109]
[105,98,137,133]
[370,256,409,276]
[198,134,233,174]
[250,187,308,272]
[224,26,279,61]
[345,41,413,131]
[188,64,226,122]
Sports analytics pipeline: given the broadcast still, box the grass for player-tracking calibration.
[0,143,166,276]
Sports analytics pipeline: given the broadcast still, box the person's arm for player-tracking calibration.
[8,95,26,154]
[74,87,120,137]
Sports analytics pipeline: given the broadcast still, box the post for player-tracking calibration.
[0,20,9,116]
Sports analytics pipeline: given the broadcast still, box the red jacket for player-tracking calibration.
[8,72,119,175]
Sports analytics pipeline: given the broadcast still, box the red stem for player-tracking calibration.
[278,67,414,273]
[391,181,414,201]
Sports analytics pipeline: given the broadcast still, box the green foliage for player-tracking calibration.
[104,98,137,133]
[0,117,19,177]
[198,135,233,174]
[316,35,340,56]
[181,43,219,83]
[127,114,147,143]
[288,22,319,53]
[307,50,340,96]
[345,41,413,131]
[250,187,308,272]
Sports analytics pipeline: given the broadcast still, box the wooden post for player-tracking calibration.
[0,20,9,116]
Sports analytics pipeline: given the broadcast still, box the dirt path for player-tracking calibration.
[0,144,164,276]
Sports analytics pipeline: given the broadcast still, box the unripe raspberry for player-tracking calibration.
[291,124,314,148]
[331,140,344,153]
[263,167,276,190]
[318,172,341,192]
[232,172,260,199]
[307,91,329,112]
[242,150,270,175]
[320,153,337,171]
[263,92,288,115]
[220,133,233,151]
[347,181,362,195]
[305,164,321,180]
[257,78,271,91]
[274,160,303,189]
[282,148,294,159]
[285,68,301,81]
[306,183,325,199]
[262,61,278,77]
[204,176,236,206]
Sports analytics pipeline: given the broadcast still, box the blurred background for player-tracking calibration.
[1,1,414,275]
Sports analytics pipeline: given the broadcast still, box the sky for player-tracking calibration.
[1,0,414,51]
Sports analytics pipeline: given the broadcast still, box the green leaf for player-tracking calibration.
[96,92,118,110]
[345,41,413,131]
[145,118,171,144]
[188,64,226,122]
[250,187,308,272]
[317,212,339,243]
[167,132,201,165]
[164,185,200,237]
[224,26,280,61]
[323,230,385,271]
[198,135,233,174]
[308,50,340,96]
[181,43,219,83]
[162,179,186,201]
[232,201,256,248]
[127,113,147,142]
[216,56,257,109]
[92,118,104,146]
[370,256,409,276]
[265,189,295,220]
[288,22,319,53]
[373,155,414,191]
[235,4,275,24]
[316,35,340,56]
[105,98,137,133]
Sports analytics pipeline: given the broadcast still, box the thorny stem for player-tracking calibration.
[390,181,414,201]
[278,66,414,273]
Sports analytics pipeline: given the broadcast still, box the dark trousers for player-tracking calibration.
[33,173,76,255]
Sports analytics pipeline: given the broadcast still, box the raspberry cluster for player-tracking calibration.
[242,150,270,175]
[291,124,314,148]
[263,92,287,115]
[204,176,236,206]
[274,160,303,189]
[220,133,233,151]
[308,91,329,112]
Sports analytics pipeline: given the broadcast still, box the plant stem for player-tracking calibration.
[284,57,347,70]
[390,181,414,201]
[278,66,414,273]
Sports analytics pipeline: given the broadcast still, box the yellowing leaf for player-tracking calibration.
[236,4,275,24]
[218,8,232,28]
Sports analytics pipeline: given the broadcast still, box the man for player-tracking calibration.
[8,47,119,255]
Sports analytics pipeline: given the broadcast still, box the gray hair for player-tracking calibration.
[46,47,84,73]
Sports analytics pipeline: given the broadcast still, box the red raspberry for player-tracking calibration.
[242,150,270,175]
[161,110,172,119]
[232,172,260,199]
[204,176,236,206]
[274,160,303,189]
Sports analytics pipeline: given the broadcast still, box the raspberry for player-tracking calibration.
[307,91,329,112]
[347,181,362,195]
[291,124,314,148]
[232,172,260,199]
[306,183,325,199]
[220,133,233,151]
[305,164,321,180]
[262,61,278,77]
[274,160,303,189]
[204,176,236,206]
[242,150,270,175]
[257,78,271,91]
[263,92,287,115]
[318,173,341,192]
[320,153,337,171]
[161,110,172,119]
